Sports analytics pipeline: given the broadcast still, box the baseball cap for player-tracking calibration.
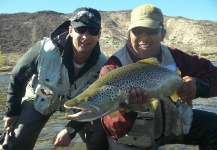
[70,7,101,29]
[128,4,164,30]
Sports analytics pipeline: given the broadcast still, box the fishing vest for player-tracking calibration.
[111,45,193,148]
[23,37,107,115]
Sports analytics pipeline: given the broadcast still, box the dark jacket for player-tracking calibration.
[5,21,102,118]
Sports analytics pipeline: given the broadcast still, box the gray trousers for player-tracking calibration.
[79,119,109,150]
[8,100,52,150]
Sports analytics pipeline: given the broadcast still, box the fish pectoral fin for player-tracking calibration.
[107,105,127,118]
[108,110,121,118]
[107,104,149,117]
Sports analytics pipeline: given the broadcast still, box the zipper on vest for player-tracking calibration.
[68,81,76,98]
[68,85,72,98]
[73,81,77,90]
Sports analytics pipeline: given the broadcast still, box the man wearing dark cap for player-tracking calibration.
[99,4,217,150]
[3,7,108,149]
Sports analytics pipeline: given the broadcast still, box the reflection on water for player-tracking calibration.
[0,61,217,149]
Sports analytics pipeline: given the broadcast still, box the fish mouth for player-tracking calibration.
[65,104,101,121]
[65,101,121,121]
[65,104,100,112]
[65,108,92,119]
[65,106,91,120]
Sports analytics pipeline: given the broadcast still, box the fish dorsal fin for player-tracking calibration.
[137,57,160,66]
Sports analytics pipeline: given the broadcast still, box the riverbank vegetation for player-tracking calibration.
[0,51,217,75]
[0,52,23,74]
[0,47,3,65]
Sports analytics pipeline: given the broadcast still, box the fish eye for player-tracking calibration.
[87,97,92,101]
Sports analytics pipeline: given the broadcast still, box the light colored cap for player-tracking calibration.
[128,4,163,30]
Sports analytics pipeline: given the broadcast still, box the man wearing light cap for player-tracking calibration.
[128,4,163,30]
[99,4,217,149]
[2,7,108,149]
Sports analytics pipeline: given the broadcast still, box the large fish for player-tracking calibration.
[64,58,183,121]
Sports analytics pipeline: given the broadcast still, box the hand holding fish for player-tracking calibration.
[119,87,149,114]
[177,76,196,103]
[64,58,184,121]
[129,87,149,105]
[3,116,19,129]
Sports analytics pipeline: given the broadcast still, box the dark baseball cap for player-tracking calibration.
[70,7,101,29]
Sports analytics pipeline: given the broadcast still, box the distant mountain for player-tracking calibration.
[0,10,217,60]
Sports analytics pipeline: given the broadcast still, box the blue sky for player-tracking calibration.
[1,0,217,21]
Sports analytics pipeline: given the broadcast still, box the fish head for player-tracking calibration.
[64,85,125,121]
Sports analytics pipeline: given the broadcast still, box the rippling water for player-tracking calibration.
[1,60,217,149]
[0,74,86,150]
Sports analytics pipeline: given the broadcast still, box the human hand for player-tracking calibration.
[53,128,72,147]
[119,87,149,114]
[3,116,19,129]
[128,87,149,105]
[177,76,196,103]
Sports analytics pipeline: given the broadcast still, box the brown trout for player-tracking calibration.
[64,58,183,121]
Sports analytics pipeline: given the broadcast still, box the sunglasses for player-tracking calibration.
[131,26,162,36]
[71,10,101,24]
[74,27,100,36]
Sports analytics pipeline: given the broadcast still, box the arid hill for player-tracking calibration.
[0,10,217,68]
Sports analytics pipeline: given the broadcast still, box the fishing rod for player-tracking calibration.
[1,127,10,149]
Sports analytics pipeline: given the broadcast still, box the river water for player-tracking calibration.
[0,61,217,150]
[0,75,84,150]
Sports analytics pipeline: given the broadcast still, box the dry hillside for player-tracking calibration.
[0,10,217,71]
